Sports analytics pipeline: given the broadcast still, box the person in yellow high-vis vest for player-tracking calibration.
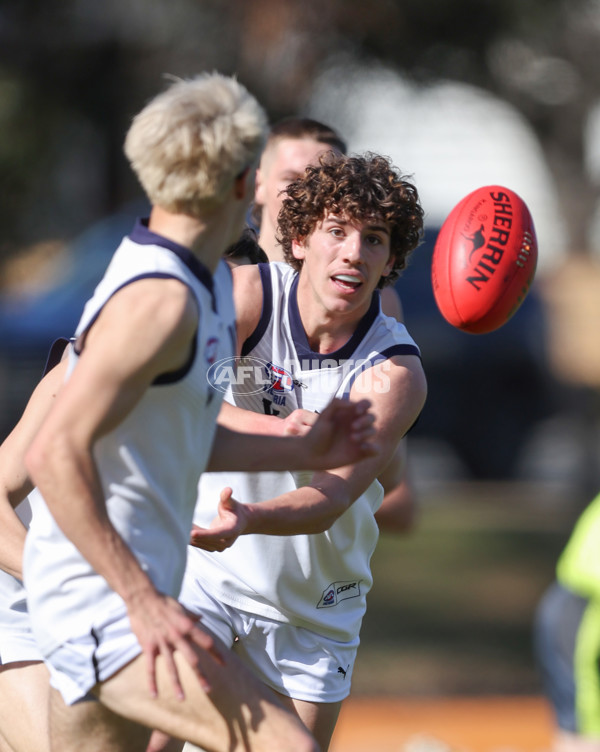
[534,492,600,751]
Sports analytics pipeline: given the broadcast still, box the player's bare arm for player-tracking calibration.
[193,353,425,547]
[231,263,265,350]
[217,400,318,437]
[24,278,223,699]
[208,396,377,474]
[0,359,67,580]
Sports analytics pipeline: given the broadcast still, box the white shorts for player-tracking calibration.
[179,568,358,703]
[44,606,141,705]
[0,574,43,666]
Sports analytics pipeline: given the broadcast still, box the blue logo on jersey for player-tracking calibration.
[317,580,362,609]
[205,337,219,365]
[264,361,294,394]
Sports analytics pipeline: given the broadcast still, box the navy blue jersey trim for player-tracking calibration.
[379,343,421,361]
[154,333,198,384]
[130,218,214,303]
[74,273,199,384]
[90,628,101,685]
[42,337,71,376]
[241,263,272,357]
[289,275,381,366]
[74,273,189,349]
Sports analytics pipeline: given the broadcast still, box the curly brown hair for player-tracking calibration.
[277,152,424,287]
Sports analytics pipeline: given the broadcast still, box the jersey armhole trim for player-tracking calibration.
[241,263,272,357]
[74,272,199,385]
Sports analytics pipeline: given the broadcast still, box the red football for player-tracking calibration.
[431,185,538,334]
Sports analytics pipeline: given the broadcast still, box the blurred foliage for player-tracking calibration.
[0,0,598,258]
[356,483,574,695]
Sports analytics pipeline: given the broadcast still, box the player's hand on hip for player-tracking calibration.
[127,590,224,699]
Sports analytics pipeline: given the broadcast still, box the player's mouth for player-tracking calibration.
[331,273,363,292]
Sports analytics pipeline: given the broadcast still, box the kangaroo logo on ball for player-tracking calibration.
[464,224,486,261]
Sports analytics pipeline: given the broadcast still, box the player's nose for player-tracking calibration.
[342,231,363,263]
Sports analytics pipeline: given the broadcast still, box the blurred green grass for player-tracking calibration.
[353,481,577,697]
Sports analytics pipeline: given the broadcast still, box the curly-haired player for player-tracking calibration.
[277,151,422,285]
[255,123,422,534]
[181,152,427,751]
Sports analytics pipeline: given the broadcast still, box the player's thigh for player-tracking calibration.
[0,730,14,752]
[95,644,318,752]
[49,685,151,752]
[276,692,342,752]
[0,661,51,752]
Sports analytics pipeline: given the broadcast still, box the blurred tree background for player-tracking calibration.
[0,0,599,259]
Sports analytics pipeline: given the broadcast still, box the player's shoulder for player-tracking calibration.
[116,275,199,337]
[232,261,263,297]
[371,307,420,355]
[231,263,267,341]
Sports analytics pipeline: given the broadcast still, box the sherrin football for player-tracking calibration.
[431,185,538,334]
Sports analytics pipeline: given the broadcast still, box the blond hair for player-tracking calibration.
[124,73,267,216]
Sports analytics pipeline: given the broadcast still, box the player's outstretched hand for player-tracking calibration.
[127,588,224,700]
[304,398,378,469]
[189,487,248,552]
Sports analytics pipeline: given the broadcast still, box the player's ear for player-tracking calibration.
[381,254,395,278]
[291,238,306,261]
[233,167,251,200]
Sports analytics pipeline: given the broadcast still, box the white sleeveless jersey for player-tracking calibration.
[24,220,235,656]
[0,496,34,659]
[193,262,421,642]
[0,338,70,664]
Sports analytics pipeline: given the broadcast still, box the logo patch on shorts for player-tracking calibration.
[317,580,361,609]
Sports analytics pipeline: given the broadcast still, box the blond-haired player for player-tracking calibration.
[15,73,375,752]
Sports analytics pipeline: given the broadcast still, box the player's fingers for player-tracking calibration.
[351,398,372,415]
[351,426,377,445]
[351,411,376,431]
[159,640,187,700]
[173,637,212,694]
[172,625,225,693]
[145,647,159,699]
[219,486,233,505]
[326,397,372,421]
[190,623,225,665]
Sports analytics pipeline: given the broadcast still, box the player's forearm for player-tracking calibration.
[217,401,285,436]
[208,425,309,472]
[242,481,351,535]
